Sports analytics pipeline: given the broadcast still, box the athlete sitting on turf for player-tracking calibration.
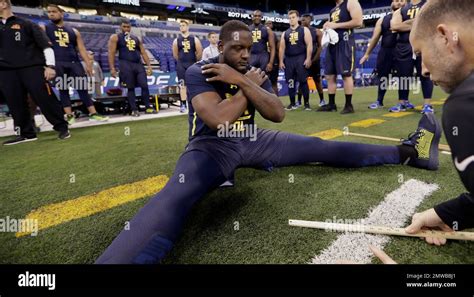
[96,20,442,264]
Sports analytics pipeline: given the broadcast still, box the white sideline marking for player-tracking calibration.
[311,179,439,264]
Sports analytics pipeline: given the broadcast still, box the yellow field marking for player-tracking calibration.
[309,129,343,140]
[16,175,169,237]
[349,118,386,128]
[382,112,415,118]
[431,101,445,106]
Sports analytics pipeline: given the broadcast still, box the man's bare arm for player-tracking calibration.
[391,8,413,32]
[192,91,248,130]
[238,75,285,123]
[108,34,118,70]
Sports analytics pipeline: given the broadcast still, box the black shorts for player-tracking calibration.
[324,38,355,77]
[376,47,395,78]
[284,54,308,84]
[119,60,148,89]
[308,60,321,79]
[249,52,270,72]
[177,62,193,84]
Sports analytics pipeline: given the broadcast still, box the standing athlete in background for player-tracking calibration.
[390,0,434,114]
[300,14,325,107]
[279,10,312,111]
[173,20,203,113]
[360,0,406,110]
[249,10,275,73]
[265,20,279,96]
[0,0,70,145]
[44,4,108,124]
[318,0,363,114]
[108,20,156,117]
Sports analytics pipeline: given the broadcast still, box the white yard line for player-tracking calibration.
[311,179,439,264]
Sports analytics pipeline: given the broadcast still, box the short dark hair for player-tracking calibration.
[415,0,474,38]
[302,14,313,20]
[46,3,63,12]
[208,32,217,38]
[121,19,130,25]
[219,20,251,42]
[288,10,300,17]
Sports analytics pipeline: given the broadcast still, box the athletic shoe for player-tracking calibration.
[421,104,434,114]
[285,104,296,111]
[3,136,37,146]
[319,99,327,107]
[368,101,383,109]
[34,126,41,133]
[66,114,75,125]
[180,105,186,113]
[58,130,71,140]
[295,101,302,108]
[317,104,337,112]
[340,104,355,114]
[89,114,109,122]
[389,103,407,113]
[401,113,441,170]
[404,101,415,110]
[145,108,158,114]
[304,104,311,111]
[131,110,140,117]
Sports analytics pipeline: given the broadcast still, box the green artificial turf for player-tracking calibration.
[0,86,472,264]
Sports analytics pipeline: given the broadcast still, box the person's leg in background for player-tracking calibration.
[135,63,156,114]
[19,66,69,139]
[95,150,227,264]
[297,55,310,110]
[391,53,415,113]
[284,57,297,110]
[55,63,75,124]
[416,56,434,114]
[317,46,337,112]
[0,69,37,143]
[177,63,188,113]
[339,41,355,115]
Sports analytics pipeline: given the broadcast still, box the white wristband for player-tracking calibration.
[43,48,56,67]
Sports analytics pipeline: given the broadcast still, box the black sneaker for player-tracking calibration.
[3,136,37,146]
[340,104,355,114]
[58,130,71,140]
[304,104,311,111]
[131,110,140,117]
[401,113,441,171]
[317,104,337,112]
[285,104,296,111]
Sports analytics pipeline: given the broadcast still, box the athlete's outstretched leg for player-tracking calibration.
[95,150,227,264]
[277,133,405,168]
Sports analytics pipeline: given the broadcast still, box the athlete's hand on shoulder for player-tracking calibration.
[44,67,56,81]
[110,68,118,78]
[405,208,453,246]
[201,63,243,85]
[245,67,267,86]
[359,54,369,64]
